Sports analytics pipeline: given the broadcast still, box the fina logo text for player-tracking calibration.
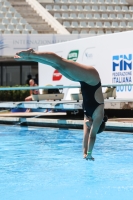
[112,54,132,83]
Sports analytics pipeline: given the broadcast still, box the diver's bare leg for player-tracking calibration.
[83,116,90,158]
[14,49,100,84]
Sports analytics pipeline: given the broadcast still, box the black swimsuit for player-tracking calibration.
[80,81,104,117]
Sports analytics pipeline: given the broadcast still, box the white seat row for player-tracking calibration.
[63,21,133,28]
[71,30,121,34]
[54,0,127,4]
[0,25,38,33]
[80,30,104,34]
[0,30,38,34]
[0,18,32,31]
[46,4,133,12]
[0,2,16,12]
[0,1,11,7]
[0,24,35,30]
[1,18,29,25]
[0,11,22,18]
[54,12,133,20]
[102,13,133,19]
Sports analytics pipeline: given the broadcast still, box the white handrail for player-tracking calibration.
[0,85,80,91]
[26,0,70,34]
[0,84,132,91]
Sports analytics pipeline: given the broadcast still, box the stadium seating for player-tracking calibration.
[0,0,60,34]
[0,0,133,34]
[38,0,133,34]
[0,0,37,33]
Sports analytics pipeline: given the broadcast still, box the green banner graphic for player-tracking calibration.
[67,50,79,61]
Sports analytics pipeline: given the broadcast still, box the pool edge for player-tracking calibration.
[0,116,133,132]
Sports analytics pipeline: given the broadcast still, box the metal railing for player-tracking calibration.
[0,84,132,91]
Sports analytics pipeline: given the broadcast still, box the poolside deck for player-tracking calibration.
[0,112,67,117]
[0,99,133,132]
[0,111,133,132]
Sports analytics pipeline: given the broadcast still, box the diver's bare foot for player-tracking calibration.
[14,48,35,61]
[16,48,34,57]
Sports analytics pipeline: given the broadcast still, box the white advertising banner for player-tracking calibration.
[38,31,133,99]
[0,34,89,56]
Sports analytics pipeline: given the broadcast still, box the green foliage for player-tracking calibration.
[0,85,29,101]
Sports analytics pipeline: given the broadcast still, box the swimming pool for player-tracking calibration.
[0,125,133,200]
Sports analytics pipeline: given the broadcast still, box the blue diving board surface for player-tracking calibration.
[0,100,83,110]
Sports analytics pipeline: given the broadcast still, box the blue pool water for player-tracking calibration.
[0,125,133,200]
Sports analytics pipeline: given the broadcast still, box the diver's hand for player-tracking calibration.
[84,153,95,161]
